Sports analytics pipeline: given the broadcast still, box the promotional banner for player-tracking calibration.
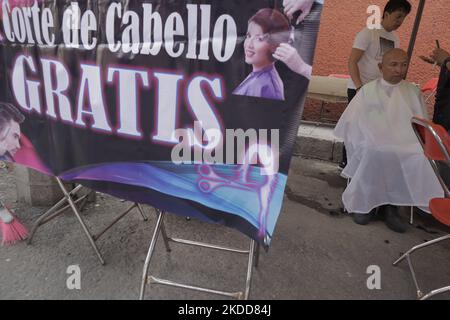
[0,0,323,248]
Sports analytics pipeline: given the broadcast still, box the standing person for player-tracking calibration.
[420,47,450,131]
[341,0,412,168]
[420,46,450,186]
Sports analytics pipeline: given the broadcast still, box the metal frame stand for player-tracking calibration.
[318,101,327,123]
[139,209,260,300]
[27,177,148,265]
[318,100,342,124]
[409,206,414,225]
[393,234,450,299]
[318,101,338,124]
[343,178,350,214]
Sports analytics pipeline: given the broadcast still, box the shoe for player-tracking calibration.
[352,209,376,225]
[383,205,407,233]
[374,206,386,220]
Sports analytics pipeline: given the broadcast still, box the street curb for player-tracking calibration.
[295,123,343,163]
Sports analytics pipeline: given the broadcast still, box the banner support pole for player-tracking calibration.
[55,178,105,265]
[27,177,148,265]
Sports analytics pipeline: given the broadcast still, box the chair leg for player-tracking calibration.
[159,220,171,253]
[27,184,84,244]
[393,234,450,266]
[151,208,171,252]
[319,101,326,122]
[56,178,105,265]
[393,234,450,299]
[420,286,450,300]
[409,206,414,225]
[342,178,350,214]
[136,203,148,221]
[254,243,260,268]
[139,209,166,300]
[406,254,423,299]
[244,240,256,300]
[93,203,138,241]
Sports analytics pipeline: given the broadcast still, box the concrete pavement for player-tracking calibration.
[1,156,450,300]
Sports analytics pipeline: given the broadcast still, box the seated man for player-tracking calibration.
[334,48,444,233]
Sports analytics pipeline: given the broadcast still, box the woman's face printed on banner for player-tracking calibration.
[244,22,272,71]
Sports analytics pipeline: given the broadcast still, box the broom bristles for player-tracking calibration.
[0,217,29,246]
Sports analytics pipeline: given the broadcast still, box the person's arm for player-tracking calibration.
[431,48,450,70]
[348,48,365,90]
[348,28,371,90]
[282,0,315,24]
[273,43,312,79]
[416,86,429,119]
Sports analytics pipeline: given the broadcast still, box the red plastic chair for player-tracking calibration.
[421,78,439,103]
[393,117,450,300]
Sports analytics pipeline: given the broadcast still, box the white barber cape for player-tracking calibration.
[335,79,443,214]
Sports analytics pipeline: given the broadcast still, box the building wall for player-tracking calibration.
[304,0,450,122]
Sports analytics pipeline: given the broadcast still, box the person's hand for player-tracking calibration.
[431,48,450,66]
[419,55,435,65]
[273,43,312,79]
[283,0,315,25]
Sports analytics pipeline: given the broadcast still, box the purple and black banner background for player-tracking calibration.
[0,0,323,248]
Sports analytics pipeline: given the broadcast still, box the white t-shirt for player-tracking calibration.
[348,27,400,89]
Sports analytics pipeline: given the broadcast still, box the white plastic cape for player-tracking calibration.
[334,79,443,213]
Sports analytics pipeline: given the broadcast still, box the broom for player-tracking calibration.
[0,202,28,246]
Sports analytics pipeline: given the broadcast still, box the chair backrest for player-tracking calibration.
[420,78,439,93]
[411,117,450,162]
[411,117,450,197]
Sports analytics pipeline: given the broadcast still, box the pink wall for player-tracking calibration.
[304,0,450,121]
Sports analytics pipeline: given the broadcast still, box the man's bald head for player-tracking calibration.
[379,48,409,84]
[382,48,409,64]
